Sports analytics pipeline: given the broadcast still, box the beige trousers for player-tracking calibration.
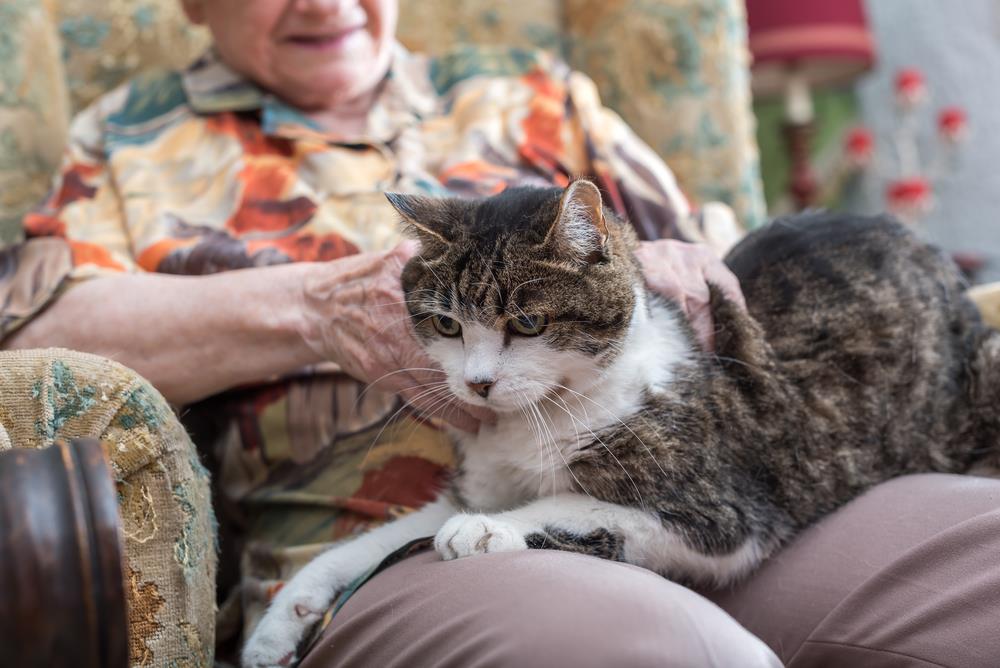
[300,473,1000,668]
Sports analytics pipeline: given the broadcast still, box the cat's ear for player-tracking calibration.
[385,192,455,247]
[545,180,609,265]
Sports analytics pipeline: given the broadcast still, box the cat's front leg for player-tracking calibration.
[243,496,456,668]
[435,494,766,586]
[434,494,630,561]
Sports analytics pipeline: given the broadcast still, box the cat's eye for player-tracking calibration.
[432,314,462,337]
[508,314,549,336]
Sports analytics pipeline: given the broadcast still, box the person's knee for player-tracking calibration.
[439,550,779,668]
[306,549,779,668]
[498,551,778,667]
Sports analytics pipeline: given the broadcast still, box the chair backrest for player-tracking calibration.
[0,0,764,245]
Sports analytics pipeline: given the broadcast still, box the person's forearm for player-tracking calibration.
[3,264,326,405]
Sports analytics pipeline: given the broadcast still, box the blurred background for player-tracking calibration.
[752,0,1000,284]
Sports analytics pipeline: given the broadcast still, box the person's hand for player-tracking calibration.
[300,241,494,432]
[634,240,746,351]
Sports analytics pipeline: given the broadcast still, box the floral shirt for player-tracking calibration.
[0,44,743,634]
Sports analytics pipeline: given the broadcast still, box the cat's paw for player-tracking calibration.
[435,513,529,560]
[241,583,331,668]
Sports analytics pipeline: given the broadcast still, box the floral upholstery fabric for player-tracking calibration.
[52,0,211,114]
[563,0,765,229]
[0,0,70,245]
[0,0,764,248]
[0,348,217,667]
[399,0,767,228]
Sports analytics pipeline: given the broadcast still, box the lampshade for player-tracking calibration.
[747,0,875,96]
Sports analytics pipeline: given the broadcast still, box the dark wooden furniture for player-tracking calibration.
[0,438,128,668]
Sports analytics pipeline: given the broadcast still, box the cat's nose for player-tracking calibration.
[467,380,494,398]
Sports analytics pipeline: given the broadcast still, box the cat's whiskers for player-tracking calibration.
[515,397,552,497]
[550,381,671,487]
[539,391,645,510]
[508,276,545,301]
[418,257,450,288]
[705,353,761,372]
[534,395,589,497]
[356,366,447,406]
[527,399,594,499]
[371,311,437,339]
[388,385,474,458]
[369,293,439,308]
[507,300,534,326]
[359,382,454,467]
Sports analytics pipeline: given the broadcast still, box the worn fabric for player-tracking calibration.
[0,348,217,667]
[298,549,781,668]
[0,0,70,246]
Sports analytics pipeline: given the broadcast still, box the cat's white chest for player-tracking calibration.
[452,412,578,511]
[449,293,691,512]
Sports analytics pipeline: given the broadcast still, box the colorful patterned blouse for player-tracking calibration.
[0,44,743,634]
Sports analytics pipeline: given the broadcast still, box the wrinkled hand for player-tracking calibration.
[634,240,746,351]
[301,241,493,432]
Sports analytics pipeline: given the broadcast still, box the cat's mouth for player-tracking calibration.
[469,379,573,415]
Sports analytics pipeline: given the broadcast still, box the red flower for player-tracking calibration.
[938,106,968,142]
[895,68,926,108]
[886,177,932,219]
[844,127,874,167]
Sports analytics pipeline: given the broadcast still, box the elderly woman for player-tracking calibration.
[3,1,1000,667]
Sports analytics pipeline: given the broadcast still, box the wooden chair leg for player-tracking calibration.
[0,438,128,668]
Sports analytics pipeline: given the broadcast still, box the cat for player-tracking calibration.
[242,179,1000,667]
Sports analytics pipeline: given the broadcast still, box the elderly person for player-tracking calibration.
[3,1,1000,667]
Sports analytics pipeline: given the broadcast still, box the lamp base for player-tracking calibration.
[783,119,819,210]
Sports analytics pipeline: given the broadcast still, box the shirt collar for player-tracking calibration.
[180,43,437,144]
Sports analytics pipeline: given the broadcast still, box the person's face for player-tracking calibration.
[183,0,398,111]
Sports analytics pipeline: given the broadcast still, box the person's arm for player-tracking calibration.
[3,242,490,430]
[3,263,320,405]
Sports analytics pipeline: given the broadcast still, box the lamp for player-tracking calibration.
[747,0,875,210]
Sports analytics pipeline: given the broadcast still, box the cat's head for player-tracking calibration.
[388,180,642,414]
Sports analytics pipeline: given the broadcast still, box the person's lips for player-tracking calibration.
[284,24,366,50]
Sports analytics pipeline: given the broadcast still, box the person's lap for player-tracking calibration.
[299,473,1000,668]
[707,472,1000,667]
[299,548,780,668]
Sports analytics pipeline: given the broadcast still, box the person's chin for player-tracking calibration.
[286,57,377,88]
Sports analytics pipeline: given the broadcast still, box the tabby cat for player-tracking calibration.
[243,180,1000,667]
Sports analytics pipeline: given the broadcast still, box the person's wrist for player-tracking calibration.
[296,261,335,360]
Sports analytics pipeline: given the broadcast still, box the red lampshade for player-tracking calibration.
[747,0,875,96]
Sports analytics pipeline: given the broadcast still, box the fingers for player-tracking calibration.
[686,300,716,352]
[636,239,743,352]
[390,239,421,265]
[698,250,746,309]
